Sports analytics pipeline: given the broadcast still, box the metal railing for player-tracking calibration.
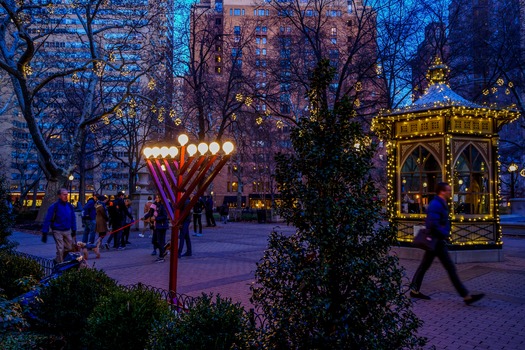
[12,250,269,328]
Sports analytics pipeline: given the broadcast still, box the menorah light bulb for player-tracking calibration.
[160,146,169,158]
[222,141,234,155]
[151,147,161,158]
[209,142,220,155]
[178,134,189,146]
[143,147,153,158]
[187,144,197,156]
[198,142,209,155]
[168,146,178,158]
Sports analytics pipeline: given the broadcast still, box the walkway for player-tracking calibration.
[10,222,525,349]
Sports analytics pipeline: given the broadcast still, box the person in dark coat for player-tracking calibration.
[81,193,97,244]
[178,198,192,258]
[205,195,216,227]
[410,182,485,305]
[144,195,170,263]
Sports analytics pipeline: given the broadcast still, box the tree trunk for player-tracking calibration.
[35,178,66,223]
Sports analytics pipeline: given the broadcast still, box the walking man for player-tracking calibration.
[42,188,77,264]
[410,182,485,305]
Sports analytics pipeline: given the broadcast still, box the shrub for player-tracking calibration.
[0,252,43,299]
[0,330,65,350]
[85,285,172,350]
[147,293,250,350]
[35,268,119,349]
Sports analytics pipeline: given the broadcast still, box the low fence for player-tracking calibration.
[12,250,269,328]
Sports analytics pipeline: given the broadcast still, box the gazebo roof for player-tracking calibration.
[375,57,519,119]
[408,83,483,111]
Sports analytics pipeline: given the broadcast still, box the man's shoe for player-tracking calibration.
[196,233,203,237]
[410,290,431,300]
[464,293,485,305]
[117,247,125,251]
[182,252,192,257]
[138,233,145,238]
[151,250,157,256]
[155,258,165,263]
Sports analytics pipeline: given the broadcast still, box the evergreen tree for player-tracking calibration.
[250,60,424,349]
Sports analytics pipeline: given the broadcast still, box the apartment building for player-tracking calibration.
[189,0,381,209]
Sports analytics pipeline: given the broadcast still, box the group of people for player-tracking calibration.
[42,189,134,263]
[41,188,231,265]
[141,194,220,263]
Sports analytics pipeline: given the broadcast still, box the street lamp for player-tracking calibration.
[68,174,74,199]
[508,163,518,199]
[143,134,234,298]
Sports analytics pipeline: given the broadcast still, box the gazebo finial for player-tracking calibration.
[426,56,449,85]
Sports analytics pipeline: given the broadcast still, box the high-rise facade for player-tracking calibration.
[188,0,381,209]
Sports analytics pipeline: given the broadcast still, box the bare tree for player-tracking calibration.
[0,0,167,220]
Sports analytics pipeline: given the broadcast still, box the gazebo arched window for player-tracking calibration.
[453,145,490,215]
[400,145,442,214]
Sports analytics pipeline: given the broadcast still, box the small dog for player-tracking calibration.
[74,241,100,260]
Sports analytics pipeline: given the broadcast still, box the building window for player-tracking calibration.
[331,27,337,36]
[234,26,241,34]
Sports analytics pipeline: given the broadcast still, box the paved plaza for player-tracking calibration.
[11,222,525,349]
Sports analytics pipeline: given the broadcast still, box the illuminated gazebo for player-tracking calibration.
[373,58,520,262]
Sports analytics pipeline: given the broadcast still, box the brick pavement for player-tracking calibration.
[10,223,525,349]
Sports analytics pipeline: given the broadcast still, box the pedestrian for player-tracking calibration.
[105,195,116,249]
[112,191,131,250]
[410,182,485,305]
[144,195,169,262]
[140,196,154,238]
[95,195,109,252]
[178,198,192,258]
[81,192,97,245]
[192,196,204,237]
[121,198,133,246]
[41,188,77,264]
[219,203,229,224]
[205,195,216,227]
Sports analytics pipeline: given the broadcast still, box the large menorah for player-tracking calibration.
[143,134,234,294]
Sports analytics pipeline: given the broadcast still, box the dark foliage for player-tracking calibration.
[147,293,251,350]
[84,284,172,350]
[35,268,119,349]
[0,252,44,299]
[250,60,424,349]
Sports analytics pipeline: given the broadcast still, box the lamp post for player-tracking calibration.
[143,134,234,298]
[508,163,518,199]
[68,174,74,199]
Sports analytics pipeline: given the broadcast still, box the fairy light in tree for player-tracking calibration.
[236,93,244,102]
[72,72,80,83]
[148,79,156,90]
